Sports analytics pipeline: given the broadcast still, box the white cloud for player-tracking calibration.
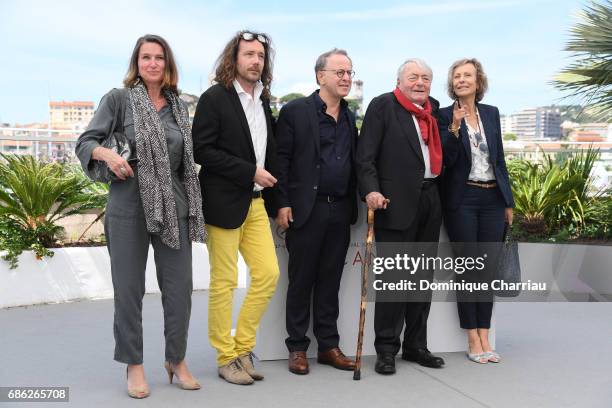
[286,82,318,97]
[245,0,527,24]
[0,0,578,123]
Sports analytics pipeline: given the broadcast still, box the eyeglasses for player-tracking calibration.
[320,69,355,79]
[240,31,268,44]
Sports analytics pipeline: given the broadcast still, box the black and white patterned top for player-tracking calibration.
[467,110,496,182]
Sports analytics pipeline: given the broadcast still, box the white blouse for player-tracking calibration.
[466,111,496,182]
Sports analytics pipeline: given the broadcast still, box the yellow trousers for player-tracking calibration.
[206,198,280,366]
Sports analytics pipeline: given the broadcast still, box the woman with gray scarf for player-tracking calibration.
[76,34,206,398]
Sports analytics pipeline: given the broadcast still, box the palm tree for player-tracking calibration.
[553,1,612,120]
[0,155,107,247]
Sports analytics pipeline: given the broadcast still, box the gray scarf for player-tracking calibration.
[129,83,206,249]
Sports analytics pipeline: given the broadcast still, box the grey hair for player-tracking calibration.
[396,58,433,81]
[314,48,352,85]
[446,58,488,102]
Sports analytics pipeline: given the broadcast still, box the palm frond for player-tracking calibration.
[552,1,612,120]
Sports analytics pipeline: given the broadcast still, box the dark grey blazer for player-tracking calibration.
[75,88,189,218]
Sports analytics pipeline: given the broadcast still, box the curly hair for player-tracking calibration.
[446,58,488,102]
[213,31,275,99]
[123,34,179,94]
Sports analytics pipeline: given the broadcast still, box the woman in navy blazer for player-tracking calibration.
[438,58,514,364]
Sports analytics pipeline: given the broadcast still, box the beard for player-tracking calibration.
[238,67,262,84]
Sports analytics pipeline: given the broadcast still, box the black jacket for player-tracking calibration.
[438,103,514,210]
[275,92,358,229]
[355,92,440,230]
[191,83,277,228]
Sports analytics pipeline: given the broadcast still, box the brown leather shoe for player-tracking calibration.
[288,351,309,375]
[317,348,356,371]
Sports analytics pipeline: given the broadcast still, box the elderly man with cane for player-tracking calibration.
[356,58,445,375]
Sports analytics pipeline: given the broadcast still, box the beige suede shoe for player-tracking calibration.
[218,359,254,385]
[238,353,264,381]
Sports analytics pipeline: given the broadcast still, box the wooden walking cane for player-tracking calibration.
[353,208,375,380]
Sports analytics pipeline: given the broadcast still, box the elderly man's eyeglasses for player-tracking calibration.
[240,31,268,44]
[320,69,355,79]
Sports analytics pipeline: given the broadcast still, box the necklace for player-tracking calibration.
[469,109,487,152]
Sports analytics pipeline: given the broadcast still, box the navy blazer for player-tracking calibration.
[438,103,514,210]
[192,84,277,228]
[275,92,359,229]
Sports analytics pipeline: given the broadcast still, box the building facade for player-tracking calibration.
[510,107,562,140]
[49,101,94,128]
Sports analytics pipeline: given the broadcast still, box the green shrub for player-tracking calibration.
[509,159,583,235]
[0,155,108,268]
[0,218,57,269]
[581,190,612,239]
[509,147,611,242]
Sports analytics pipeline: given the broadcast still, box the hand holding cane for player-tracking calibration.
[353,207,376,380]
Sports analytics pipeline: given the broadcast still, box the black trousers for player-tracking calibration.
[373,183,442,355]
[285,197,352,352]
[444,185,506,329]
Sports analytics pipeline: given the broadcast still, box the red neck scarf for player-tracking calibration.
[393,87,442,176]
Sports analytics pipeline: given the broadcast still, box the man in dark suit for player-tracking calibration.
[275,49,358,375]
[191,31,279,385]
[356,58,445,375]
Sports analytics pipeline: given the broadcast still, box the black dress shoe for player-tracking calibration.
[375,353,396,375]
[401,348,445,368]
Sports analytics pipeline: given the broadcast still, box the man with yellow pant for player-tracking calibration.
[191,30,279,385]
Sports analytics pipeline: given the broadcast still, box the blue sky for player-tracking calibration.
[0,0,586,124]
